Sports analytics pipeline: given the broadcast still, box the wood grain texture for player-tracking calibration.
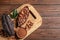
[25,29,60,40]
[40,17,60,29]
[0,0,10,4]
[0,0,60,40]
[1,5,60,17]
[10,0,60,4]
[1,0,60,4]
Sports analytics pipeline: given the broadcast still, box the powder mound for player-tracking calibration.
[16,27,27,39]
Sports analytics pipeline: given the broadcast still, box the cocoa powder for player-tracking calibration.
[16,27,27,39]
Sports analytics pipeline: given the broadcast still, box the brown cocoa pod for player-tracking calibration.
[2,14,15,36]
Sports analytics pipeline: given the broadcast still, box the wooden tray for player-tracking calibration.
[0,4,42,40]
[16,4,42,40]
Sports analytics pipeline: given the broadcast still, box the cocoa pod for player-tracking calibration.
[2,14,15,36]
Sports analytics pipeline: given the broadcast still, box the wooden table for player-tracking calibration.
[0,0,60,40]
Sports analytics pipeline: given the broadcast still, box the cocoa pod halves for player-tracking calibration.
[2,14,15,36]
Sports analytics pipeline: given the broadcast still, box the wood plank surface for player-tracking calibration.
[1,0,60,4]
[25,29,60,40]
[0,0,60,40]
[10,0,60,4]
[0,0,10,4]
[1,5,60,17]
[40,17,60,29]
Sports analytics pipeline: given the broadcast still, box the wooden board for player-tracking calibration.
[15,4,42,40]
